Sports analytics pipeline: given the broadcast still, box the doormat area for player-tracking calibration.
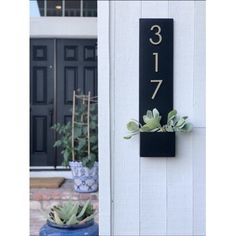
[30,177,65,189]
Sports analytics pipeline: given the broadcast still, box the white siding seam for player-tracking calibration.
[108,1,113,234]
[139,3,142,235]
[166,1,170,234]
[110,1,116,235]
[192,2,196,234]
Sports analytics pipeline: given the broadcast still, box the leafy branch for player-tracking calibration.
[124,108,192,139]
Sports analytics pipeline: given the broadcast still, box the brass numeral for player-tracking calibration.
[150,80,163,100]
[153,52,159,72]
[149,25,162,45]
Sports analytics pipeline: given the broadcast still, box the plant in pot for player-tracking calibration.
[39,200,98,236]
[52,90,98,192]
[124,108,192,157]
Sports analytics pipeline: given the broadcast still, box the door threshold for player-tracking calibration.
[30,166,70,171]
[30,169,72,178]
[30,166,72,178]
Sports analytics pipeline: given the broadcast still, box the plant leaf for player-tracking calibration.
[127,121,139,132]
[77,200,90,219]
[152,108,159,118]
[66,214,78,225]
[167,109,177,122]
[181,123,193,132]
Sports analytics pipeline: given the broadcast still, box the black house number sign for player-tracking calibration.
[139,19,174,157]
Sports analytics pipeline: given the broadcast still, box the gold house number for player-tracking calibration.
[149,25,163,100]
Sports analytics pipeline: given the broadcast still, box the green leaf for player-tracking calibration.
[123,135,132,139]
[146,110,153,118]
[152,108,159,118]
[176,117,186,128]
[90,136,97,144]
[140,124,152,132]
[181,123,193,132]
[53,140,62,147]
[167,109,177,122]
[82,158,88,167]
[66,214,78,225]
[74,127,82,138]
[77,138,86,151]
[90,121,97,129]
[77,200,90,219]
[53,211,64,225]
[143,115,150,124]
[88,153,96,162]
[63,149,70,163]
[127,121,139,132]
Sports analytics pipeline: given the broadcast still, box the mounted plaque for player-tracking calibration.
[139,18,175,157]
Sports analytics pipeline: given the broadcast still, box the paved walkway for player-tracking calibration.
[30,179,98,236]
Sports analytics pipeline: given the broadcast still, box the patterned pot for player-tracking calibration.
[39,220,98,236]
[69,161,98,193]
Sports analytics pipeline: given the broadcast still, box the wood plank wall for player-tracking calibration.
[98,1,205,235]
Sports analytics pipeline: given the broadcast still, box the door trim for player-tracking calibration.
[98,1,112,235]
[53,39,57,168]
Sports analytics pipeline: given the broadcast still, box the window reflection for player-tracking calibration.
[83,0,97,17]
[47,0,63,16]
[30,0,97,17]
[30,0,44,17]
[65,0,81,17]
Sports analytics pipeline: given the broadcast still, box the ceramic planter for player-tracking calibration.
[140,132,175,157]
[39,220,98,236]
[69,161,98,192]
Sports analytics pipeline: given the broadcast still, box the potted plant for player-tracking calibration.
[52,91,98,192]
[124,108,192,157]
[39,200,98,236]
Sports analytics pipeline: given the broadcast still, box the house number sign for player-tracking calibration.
[139,19,173,123]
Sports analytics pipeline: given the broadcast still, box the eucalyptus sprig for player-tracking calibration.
[124,108,192,139]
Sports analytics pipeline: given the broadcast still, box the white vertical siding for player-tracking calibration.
[193,2,206,235]
[98,1,206,235]
[140,1,168,236]
[167,2,195,235]
[111,1,141,235]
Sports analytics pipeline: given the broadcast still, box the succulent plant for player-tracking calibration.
[47,200,96,226]
[124,108,192,139]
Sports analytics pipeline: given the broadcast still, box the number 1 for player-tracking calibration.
[153,52,159,72]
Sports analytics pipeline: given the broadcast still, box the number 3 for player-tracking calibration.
[149,25,162,45]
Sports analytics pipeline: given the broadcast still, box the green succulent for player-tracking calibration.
[163,109,193,132]
[124,108,192,139]
[47,200,95,226]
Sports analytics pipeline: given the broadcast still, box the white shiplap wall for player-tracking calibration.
[98,1,205,235]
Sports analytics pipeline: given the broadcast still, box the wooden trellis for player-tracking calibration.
[71,89,98,162]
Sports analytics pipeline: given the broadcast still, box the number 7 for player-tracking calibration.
[150,80,163,100]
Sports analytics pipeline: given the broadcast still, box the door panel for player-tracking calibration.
[56,39,97,165]
[30,39,55,166]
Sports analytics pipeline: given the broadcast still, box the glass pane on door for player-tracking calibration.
[83,0,97,17]
[47,0,63,16]
[65,0,81,16]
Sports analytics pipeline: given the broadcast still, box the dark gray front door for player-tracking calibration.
[30,39,55,166]
[30,38,97,168]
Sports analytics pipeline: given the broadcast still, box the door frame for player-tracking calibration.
[97,1,112,235]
